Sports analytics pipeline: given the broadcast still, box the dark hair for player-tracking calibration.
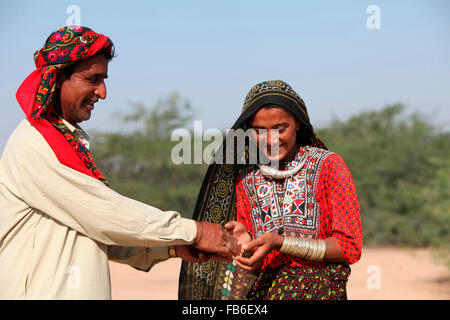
[261,104,298,119]
[60,47,115,79]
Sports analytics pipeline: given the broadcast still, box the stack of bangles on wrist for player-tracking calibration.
[279,237,326,261]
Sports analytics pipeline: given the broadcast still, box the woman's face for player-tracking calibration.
[249,107,300,163]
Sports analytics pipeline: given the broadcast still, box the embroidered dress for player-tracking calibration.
[179,80,363,300]
[236,145,362,299]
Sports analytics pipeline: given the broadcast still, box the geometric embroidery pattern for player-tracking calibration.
[242,146,331,240]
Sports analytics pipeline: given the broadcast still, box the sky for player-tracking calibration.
[0,0,449,152]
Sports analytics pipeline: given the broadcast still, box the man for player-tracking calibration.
[0,26,235,299]
[179,80,362,300]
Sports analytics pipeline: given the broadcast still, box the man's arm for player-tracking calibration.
[9,126,231,255]
[107,245,170,271]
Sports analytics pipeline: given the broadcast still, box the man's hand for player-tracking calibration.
[235,232,283,273]
[175,245,210,263]
[193,221,241,259]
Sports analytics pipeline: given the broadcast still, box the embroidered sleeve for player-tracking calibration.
[235,171,254,237]
[322,154,363,264]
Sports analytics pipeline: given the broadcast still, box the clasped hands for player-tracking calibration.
[176,221,283,273]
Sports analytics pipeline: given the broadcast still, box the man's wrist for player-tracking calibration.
[193,221,203,245]
[168,245,177,258]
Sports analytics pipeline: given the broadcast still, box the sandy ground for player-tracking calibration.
[109,247,450,300]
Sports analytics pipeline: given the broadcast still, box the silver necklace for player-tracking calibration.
[258,147,308,180]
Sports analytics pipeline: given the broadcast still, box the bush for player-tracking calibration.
[92,99,450,254]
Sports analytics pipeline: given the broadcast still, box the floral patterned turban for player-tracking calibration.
[16,26,114,186]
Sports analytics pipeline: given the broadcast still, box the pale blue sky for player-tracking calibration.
[1,0,449,152]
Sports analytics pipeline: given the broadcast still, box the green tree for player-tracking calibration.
[91,100,449,264]
[318,104,450,249]
[91,92,207,218]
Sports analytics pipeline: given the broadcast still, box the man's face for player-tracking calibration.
[249,107,300,162]
[58,54,109,125]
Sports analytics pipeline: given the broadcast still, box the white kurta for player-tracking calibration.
[0,119,197,299]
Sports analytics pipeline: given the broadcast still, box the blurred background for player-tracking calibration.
[1,0,448,299]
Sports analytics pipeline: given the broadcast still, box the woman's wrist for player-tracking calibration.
[273,234,284,250]
[278,237,327,261]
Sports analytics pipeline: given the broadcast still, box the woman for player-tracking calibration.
[179,80,363,300]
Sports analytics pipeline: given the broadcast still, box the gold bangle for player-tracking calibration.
[168,245,177,258]
[288,238,296,255]
[310,240,319,261]
[292,238,303,257]
[286,237,294,254]
[305,239,314,260]
[303,239,312,259]
[301,239,310,257]
[280,236,289,253]
[309,239,326,261]
[318,239,327,261]
[288,237,297,256]
[280,237,293,255]
[280,237,327,262]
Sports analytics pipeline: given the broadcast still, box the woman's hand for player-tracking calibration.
[235,232,284,273]
[224,221,252,249]
[204,221,252,264]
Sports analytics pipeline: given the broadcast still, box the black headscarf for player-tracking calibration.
[233,80,326,150]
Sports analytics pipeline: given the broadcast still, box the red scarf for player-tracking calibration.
[16,26,113,186]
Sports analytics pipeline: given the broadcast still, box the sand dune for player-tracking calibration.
[109,247,450,300]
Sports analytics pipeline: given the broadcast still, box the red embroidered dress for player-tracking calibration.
[236,145,363,272]
[178,80,362,300]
